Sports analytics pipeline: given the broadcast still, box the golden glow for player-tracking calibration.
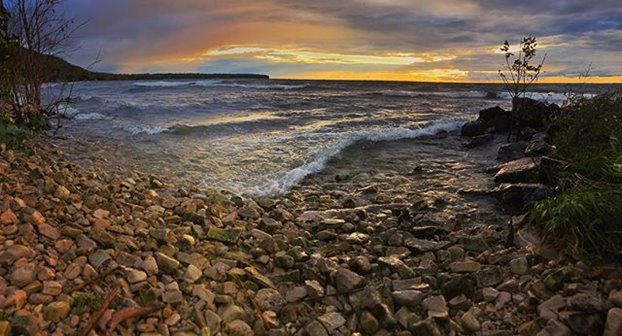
[207,47,455,65]
[287,69,471,82]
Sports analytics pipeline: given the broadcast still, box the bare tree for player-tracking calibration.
[3,0,80,127]
[498,36,546,100]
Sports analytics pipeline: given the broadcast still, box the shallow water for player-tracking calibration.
[53,79,615,195]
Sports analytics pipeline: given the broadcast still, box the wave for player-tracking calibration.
[376,89,591,103]
[74,112,108,120]
[132,80,309,90]
[258,119,464,195]
[122,124,169,135]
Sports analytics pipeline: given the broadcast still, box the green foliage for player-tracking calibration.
[71,291,105,315]
[529,92,622,260]
[499,37,546,99]
[0,117,33,149]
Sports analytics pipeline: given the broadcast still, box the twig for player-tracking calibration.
[70,265,120,292]
[107,304,163,334]
[79,288,119,336]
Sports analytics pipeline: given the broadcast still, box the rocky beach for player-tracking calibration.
[1,99,622,336]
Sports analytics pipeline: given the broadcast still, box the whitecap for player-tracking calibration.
[257,119,464,195]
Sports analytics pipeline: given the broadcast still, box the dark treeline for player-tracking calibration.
[43,53,269,82]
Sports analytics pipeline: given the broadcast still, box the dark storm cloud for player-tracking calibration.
[57,0,621,80]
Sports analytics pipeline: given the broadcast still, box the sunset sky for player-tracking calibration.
[63,0,622,83]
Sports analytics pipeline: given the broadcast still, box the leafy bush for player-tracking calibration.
[0,118,32,149]
[530,92,622,260]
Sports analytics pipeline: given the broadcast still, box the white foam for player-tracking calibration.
[257,119,464,196]
[74,112,108,120]
[122,124,169,135]
[133,80,308,90]
[133,81,198,87]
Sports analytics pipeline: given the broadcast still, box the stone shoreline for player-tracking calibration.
[0,130,621,336]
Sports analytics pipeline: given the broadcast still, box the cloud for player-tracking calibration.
[59,0,622,81]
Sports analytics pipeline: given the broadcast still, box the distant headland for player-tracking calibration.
[43,53,269,82]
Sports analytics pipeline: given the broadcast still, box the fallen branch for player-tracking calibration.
[70,265,120,292]
[79,288,119,336]
[107,304,163,334]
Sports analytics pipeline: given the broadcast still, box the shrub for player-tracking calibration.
[529,92,622,260]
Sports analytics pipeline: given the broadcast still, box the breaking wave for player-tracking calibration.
[258,119,464,195]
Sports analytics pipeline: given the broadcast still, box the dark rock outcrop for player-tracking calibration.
[461,106,510,137]
[494,183,555,208]
[494,157,541,183]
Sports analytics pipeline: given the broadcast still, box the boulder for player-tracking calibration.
[464,134,494,148]
[525,132,553,157]
[497,142,527,162]
[511,97,560,130]
[494,183,555,208]
[494,157,540,183]
[461,120,488,137]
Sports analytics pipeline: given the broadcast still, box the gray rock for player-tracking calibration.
[461,120,487,137]
[423,295,448,319]
[494,157,540,183]
[410,317,442,336]
[567,292,611,313]
[334,268,366,293]
[255,288,286,311]
[88,249,111,269]
[392,290,424,306]
[497,142,527,162]
[510,257,529,275]
[541,318,572,336]
[318,312,346,332]
[494,183,555,208]
[449,261,481,273]
[538,295,566,321]
[305,320,328,336]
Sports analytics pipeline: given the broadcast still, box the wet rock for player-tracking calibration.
[404,237,450,253]
[0,244,35,263]
[497,142,527,162]
[334,268,366,293]
[359,311,379,334]
[124,267,148,284]
[88,249,111,269]
[465,134,494,148]
[494,183,555,208]
[525,132,552,157]
[184,264,202,282]
[461,120,488,137]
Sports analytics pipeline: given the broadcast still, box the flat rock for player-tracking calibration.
[334,268,366,293]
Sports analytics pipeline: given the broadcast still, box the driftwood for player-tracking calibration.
[107,304,163,334]
[79,288,120,336]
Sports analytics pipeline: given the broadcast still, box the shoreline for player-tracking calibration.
[0,127,621,335]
